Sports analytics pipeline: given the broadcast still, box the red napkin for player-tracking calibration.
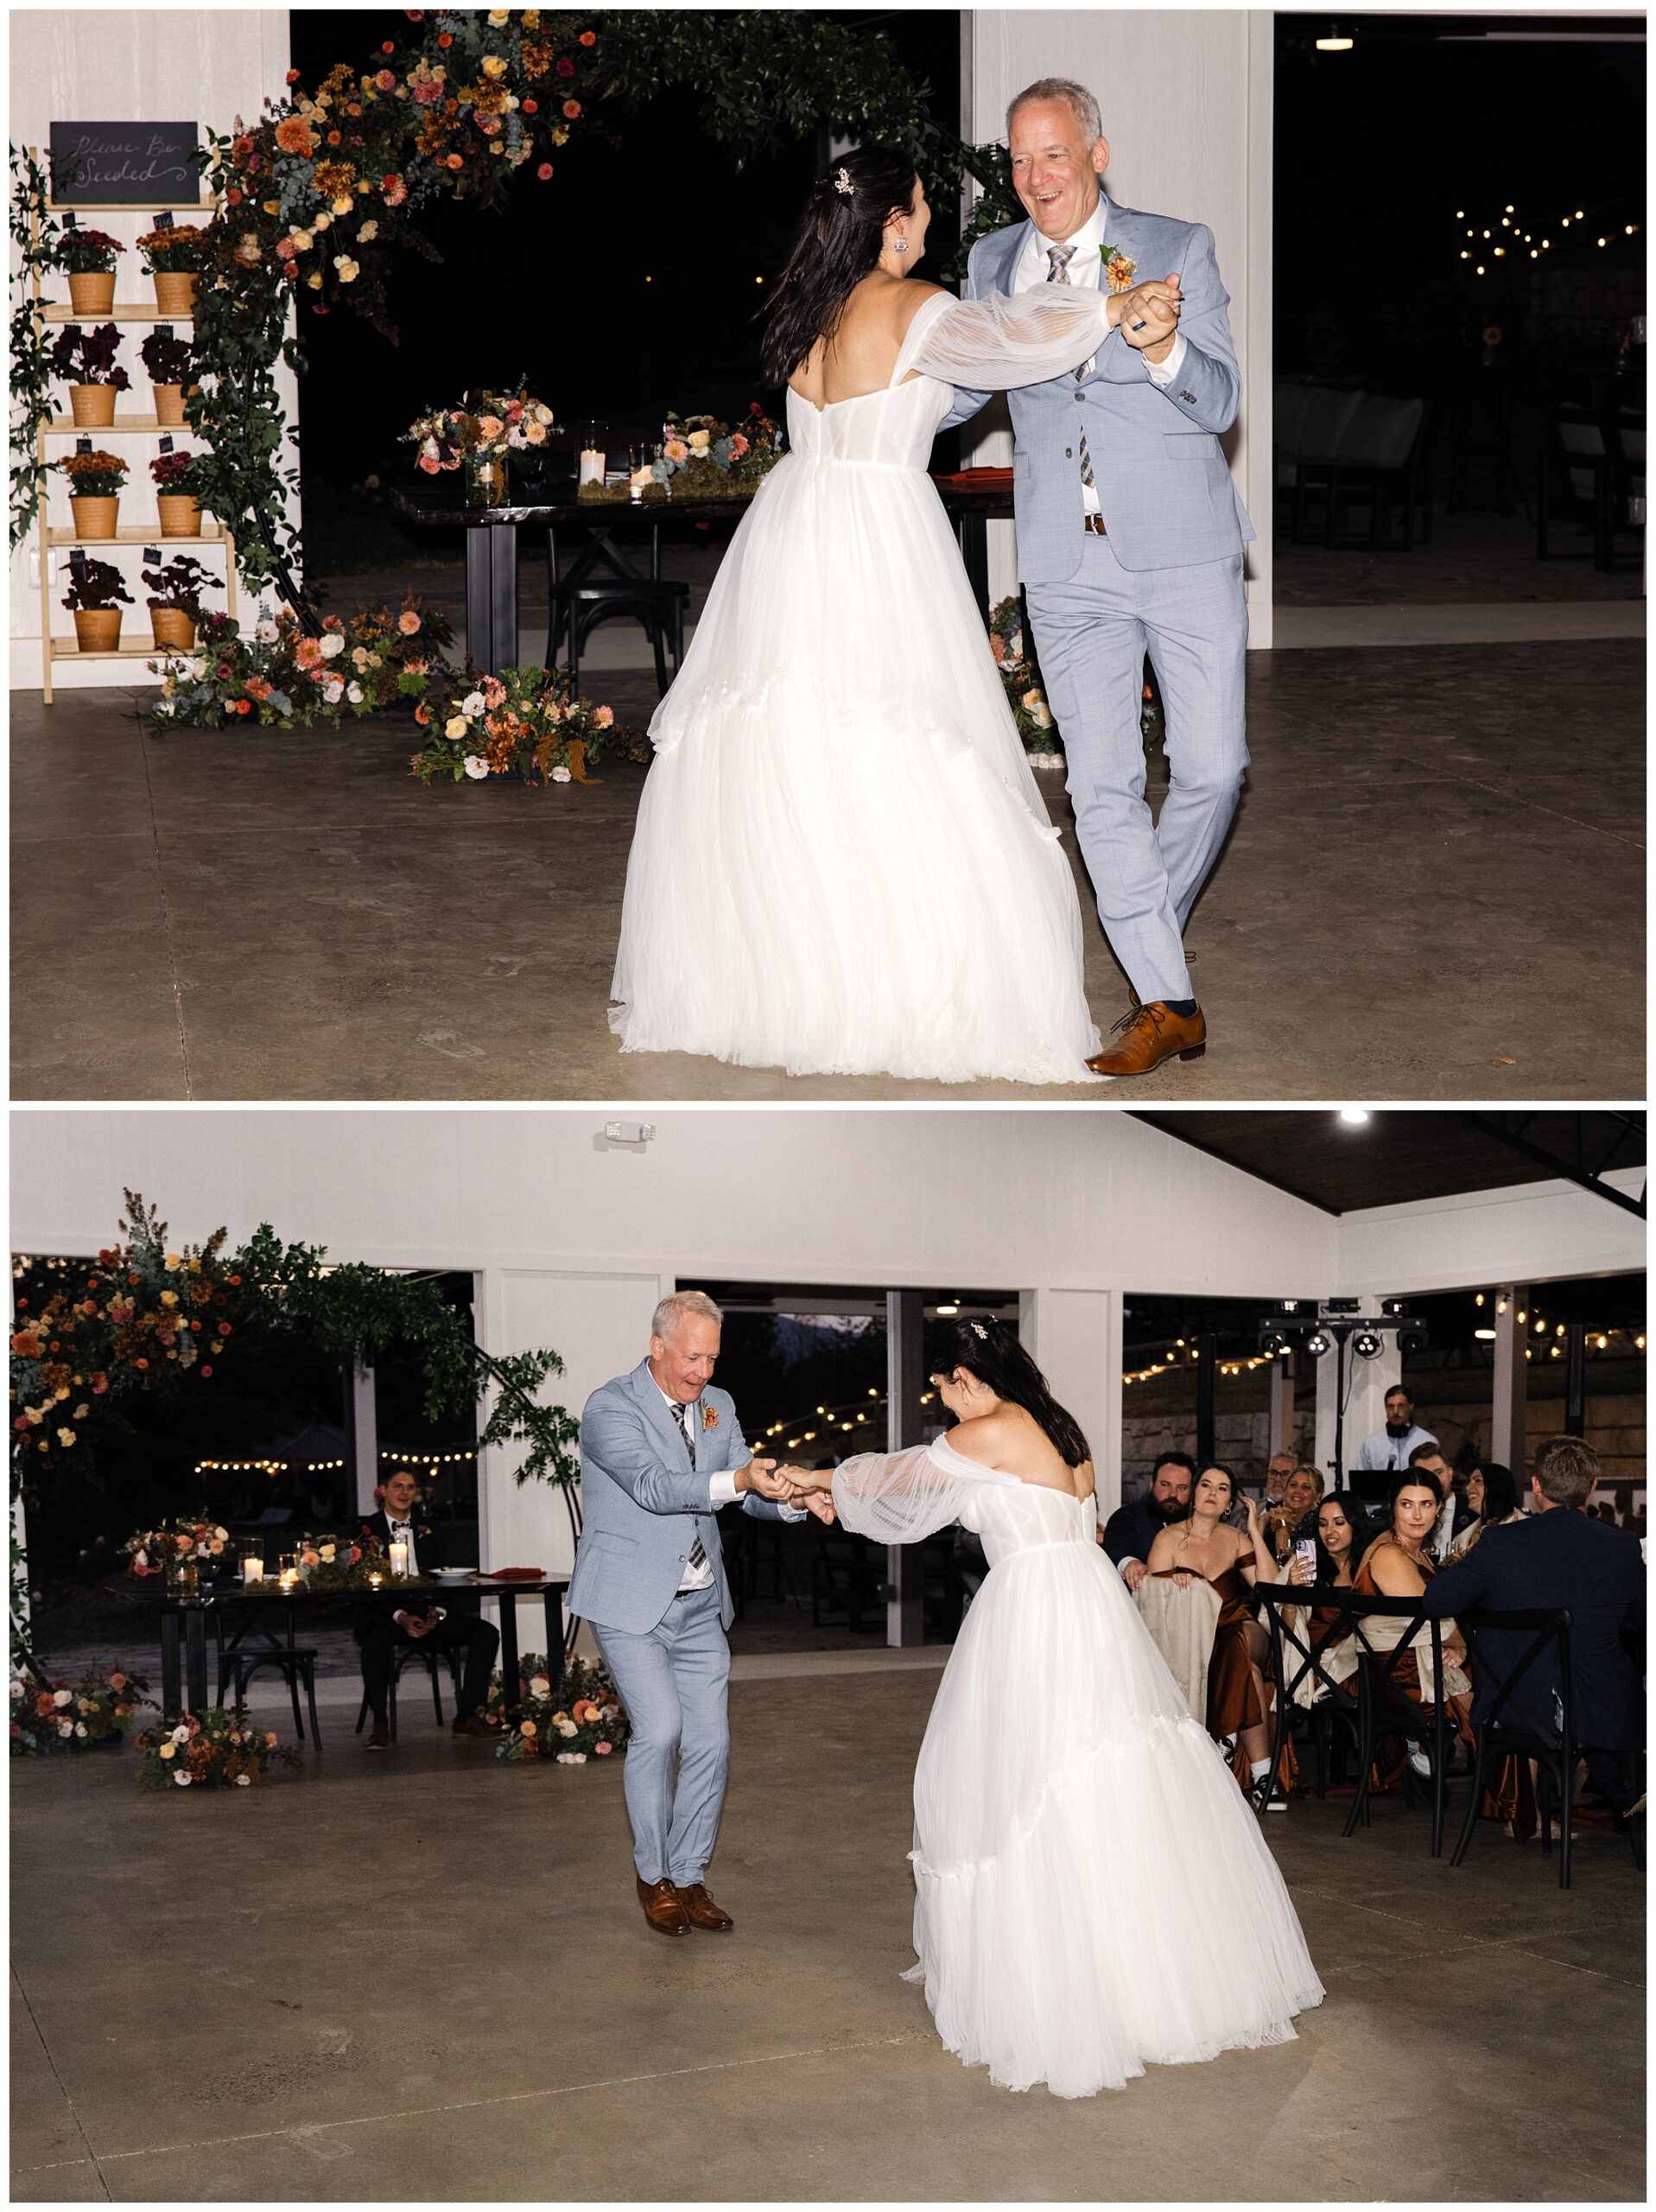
[483,1566,544,1581]
[934,467,1014,490]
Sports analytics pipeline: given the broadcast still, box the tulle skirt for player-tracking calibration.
[607,454,1102,1083]
[906,1541,1324,2098]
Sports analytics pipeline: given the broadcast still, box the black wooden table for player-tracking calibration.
[113,1575,569,1717]
[390,474,1012,675]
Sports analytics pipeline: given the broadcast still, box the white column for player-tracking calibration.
[1267,1351,1296,1458]
[1019,1286,1121,1516]
[346,1364,378,1516]
[1490,1286,1528,1482]
[961,9,1274,643]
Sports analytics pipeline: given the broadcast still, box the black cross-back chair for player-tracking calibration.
[1254,1583,1364,1821]
[1254,1586,1453,1851]
[1450,1606,1576,1889]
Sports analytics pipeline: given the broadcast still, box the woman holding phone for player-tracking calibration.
[1145,1464,1280,1796]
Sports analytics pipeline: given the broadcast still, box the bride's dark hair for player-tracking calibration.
[934,1317,1091,1470]
[758,143,918,386]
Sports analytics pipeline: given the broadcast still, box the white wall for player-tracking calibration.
[961,10,1273,643]
[1336,1169,1646,1297]
[9,9,295,691]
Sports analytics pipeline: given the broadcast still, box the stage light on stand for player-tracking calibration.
[1352,1330,1383,1360]
[1305,1330,1332,1359]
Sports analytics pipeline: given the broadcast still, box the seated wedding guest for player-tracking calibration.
[1263,1462,1325,1565]
[1145,1465,1280,1798]
[1445,1461,1522,1562]
[1424,1437,1646,1847]
[1102,1451,1195,1590]
[1353,1469,1474,1779]
[1281,1492,1374,1706]
[355,1467,502,1752]
[1355,1386,1437,1473]
[1263,1450,1298,1510]
[1407,1441,1469,1561]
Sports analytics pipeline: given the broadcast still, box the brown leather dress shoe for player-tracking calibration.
[1086,1001,1206,1077]
[366,1719,390,1751]
[452,1711,501,1738]
[637,1876,691,1936]
[676,1883,734,1932]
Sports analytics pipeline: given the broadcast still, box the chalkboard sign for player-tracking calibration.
[49,123,201,206]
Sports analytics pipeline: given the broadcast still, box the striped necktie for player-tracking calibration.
[1045,245,1097,493]
[671,1401,707,1572]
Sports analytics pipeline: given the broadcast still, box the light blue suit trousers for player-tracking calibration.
[593,1586,730,1885]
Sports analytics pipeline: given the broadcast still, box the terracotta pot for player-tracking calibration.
[149,606,197,650]
[68,383,117,428]
[72,607,124,653]
[68,493,119,539]
[152,383,187,427]
[156,493,201,538]
[67,270,117,315]
[151,270,198,316]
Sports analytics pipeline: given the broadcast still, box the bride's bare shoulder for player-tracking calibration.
[942,1412,1006,1468]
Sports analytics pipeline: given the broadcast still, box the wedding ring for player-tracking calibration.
[1130,318,1147,330]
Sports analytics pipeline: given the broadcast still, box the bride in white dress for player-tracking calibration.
[608,148,1177,1084]
[781,1319,1323,2100]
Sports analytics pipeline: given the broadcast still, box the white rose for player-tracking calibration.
[172,1723,190,1744]
[53,1689,72,1707]
[529,1675,551,1697]
[186,657,207,681]
[9,1681,22,1700]
[59,1720,74,1737]
[463,755,489,780]
[255,618,279,645]
[75,1722,88,1738]
[556,1718,578,1738]
[322,677,345,704]
[346,682,364,703]
[460,690,485,717]
[551,766,572,783]
[236,1772,251,1786]
[319,632,345,658]
[174,1770,193,1785]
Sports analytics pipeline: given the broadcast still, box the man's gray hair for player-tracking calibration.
[1006,76,1104,146]
[651,1287,723,1342]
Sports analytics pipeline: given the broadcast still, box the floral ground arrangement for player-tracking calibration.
[134,1708,301,1790]
[146,593,448,730]
[412,663,647,784]
[10,1666,150,1753]
[988,597,1063,768]
[492,1653,629,1764]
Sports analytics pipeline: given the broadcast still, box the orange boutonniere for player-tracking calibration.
[701,1404,719,1433]
[1101,245,1138,293]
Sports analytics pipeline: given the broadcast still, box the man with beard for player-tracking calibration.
[1101,1451,1196,1590]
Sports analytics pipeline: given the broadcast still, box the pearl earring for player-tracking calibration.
[890,235,908,254]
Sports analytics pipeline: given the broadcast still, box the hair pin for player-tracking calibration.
[971,1321,988,1340]
[834,166,853,196]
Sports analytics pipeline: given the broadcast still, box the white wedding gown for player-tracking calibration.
[832,1438,1325,2100]
[609,287,1117,1084]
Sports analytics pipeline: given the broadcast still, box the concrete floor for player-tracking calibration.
[10,1663,1645,2203]
[10,636,1645,1101]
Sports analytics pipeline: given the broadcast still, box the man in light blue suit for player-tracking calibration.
[942,77,1253,1077]
[569,1289,828,1937]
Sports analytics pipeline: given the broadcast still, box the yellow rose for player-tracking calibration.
[159,1742,175,1759]
[488,7,511,21]
[444,715,470,740]
[163,1254,182,1271]
[332,197,352,217]
[688,429,711,452]
[314,211,333,232]
[333,257,360,283]
[481,54,507,77]
[160,1290,179,1307]
[57,1427,75,1447]
[308,272,323,289]
[358,219,378,242]
[289,228,314,251]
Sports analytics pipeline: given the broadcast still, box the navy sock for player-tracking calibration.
[1161,998,1197,1017]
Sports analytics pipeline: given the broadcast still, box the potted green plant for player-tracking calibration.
[142,550,219,649]
[62,554,133,652]
[138,326,196,428]
[54,448,130,538]
[136,223,204,316]
[48,321,130,429]
[60,226,125,317]
[150,449,206,537]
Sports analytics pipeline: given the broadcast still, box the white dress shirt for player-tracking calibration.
[1012,194,1189,518]
[657,1384,803,1594]
[386,1513,444,1624]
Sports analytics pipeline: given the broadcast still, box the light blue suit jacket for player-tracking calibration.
[568,1360,785,1635]
[939,195,1254,581]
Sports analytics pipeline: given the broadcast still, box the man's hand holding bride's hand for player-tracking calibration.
[740,1458,791,1501]
[1115,274,1183,359]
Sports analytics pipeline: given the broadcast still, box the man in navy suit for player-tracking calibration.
[1423,1436,1644,1844]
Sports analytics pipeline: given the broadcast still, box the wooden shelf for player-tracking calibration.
[48,415,181,434]
[42,302,194,324]
[47,523,230,548]
[48,201,214,215]
[48,636,168,661]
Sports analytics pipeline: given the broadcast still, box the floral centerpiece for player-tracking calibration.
[406,388,555,505]
[10,1196,242,1478]
[637,404,785,499]
[134,1709,300,1789]
[49,323,130,428]
[62,555,133,652]
[988,595,1062,767]
[494,1654,628,1763]
[274,1528,436,1592]
[411,662,644,785]
[55,448,130,538]
[138,327,196,427]
[143,551,220,650]
[11,1667,151,1754]
[124,1520,233,1591]
[60,226,124,315]
[147,594,449,732]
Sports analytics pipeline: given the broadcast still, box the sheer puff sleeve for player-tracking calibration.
[832,1440,1012,1546]
[893,286,1112,392]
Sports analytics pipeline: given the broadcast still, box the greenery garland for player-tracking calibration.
[8,146,63,550]
[9,10,1018,604]
[10,1192,580,1659]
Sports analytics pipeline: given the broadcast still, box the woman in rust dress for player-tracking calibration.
[1145,1464,1280,1796]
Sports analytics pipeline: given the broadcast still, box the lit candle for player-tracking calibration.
[388,1541,409,1577]
[368,1571,384,1589]
[629,466,652,503]
[241,1556,264,1585]
[579,445,606,486]
[277,1570,297,1592]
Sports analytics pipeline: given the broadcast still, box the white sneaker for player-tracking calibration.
[1407,1745,1432,1780]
